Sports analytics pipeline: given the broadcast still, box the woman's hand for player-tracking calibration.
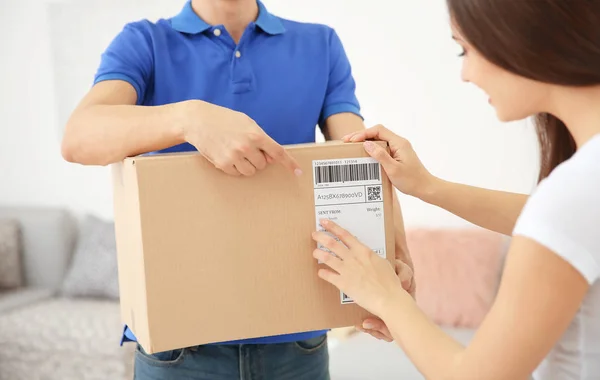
[311,219,408,317]
[343,125,436,199]
[358,256,415,342]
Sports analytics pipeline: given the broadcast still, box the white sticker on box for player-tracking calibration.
[312,157,387,304]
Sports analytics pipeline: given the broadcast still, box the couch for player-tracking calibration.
[0,207,134,380]
[0,206,505,380]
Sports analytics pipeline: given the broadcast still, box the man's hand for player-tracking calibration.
[181,100,302,177]
[356,317,394,342]
[397,258,415,298]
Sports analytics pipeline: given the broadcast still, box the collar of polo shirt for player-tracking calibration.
[170,0,286,35]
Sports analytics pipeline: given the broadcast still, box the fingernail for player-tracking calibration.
[320,219,330,226]
[363,321,374,329]
[363,141,375,153]
[294,168,303,176]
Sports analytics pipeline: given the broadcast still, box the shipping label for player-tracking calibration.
[313,157,387,304]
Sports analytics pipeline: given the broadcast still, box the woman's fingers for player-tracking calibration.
[318,219,359,249]
[313,249,344,273]
[363,141,399,175]
[317,268,342,288]
[343,124,397,143]
[312,231,349,260]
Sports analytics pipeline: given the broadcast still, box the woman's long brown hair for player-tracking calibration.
[447,0,600,181]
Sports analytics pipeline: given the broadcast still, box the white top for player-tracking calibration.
[513,134,600,380]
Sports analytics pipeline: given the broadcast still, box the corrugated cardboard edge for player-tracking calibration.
[381,150,397,275]
[111,160,152,351]
[129,140,384,163]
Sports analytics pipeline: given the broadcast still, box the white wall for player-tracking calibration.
[0,0,111,219]
[0,0,540,226]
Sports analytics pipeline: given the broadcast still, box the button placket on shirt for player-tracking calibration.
[210,26,235,50]
[229,26,255,94]
[209,25,254,94]
[210,25,248,59]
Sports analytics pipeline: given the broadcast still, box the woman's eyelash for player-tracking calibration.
[458,48,466,57]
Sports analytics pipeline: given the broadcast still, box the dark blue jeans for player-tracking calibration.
[133,334,330,380]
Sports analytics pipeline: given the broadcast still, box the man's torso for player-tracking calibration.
[96,1,361,347]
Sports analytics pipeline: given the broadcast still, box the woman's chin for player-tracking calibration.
[496,109,531,123]
[493,107,519,123]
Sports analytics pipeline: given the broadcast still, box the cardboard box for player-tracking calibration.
[111,141,396,354]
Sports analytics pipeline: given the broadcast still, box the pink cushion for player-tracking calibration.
[407,228,506,328]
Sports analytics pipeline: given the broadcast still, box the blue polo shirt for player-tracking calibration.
[94,0,362,347]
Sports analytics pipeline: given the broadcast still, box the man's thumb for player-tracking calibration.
[363,141,397,172]
[362,317,384,330]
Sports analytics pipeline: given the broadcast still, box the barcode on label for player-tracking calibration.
[314,163,380,185]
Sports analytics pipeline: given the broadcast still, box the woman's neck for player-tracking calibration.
[550,85,600,148]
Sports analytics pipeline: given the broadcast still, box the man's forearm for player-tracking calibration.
[62,102,186,166]
[419,178,528,236]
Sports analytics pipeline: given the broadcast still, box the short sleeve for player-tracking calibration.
[94,21,154,105]
[513,157,600,284]
[318,29,362,127]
